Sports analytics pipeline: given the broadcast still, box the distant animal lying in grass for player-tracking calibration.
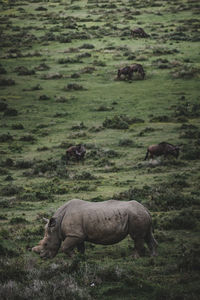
[117,64,145,80]
[131,27,149,38]
[32,199,158,259]
[66,144,86,162]
[145,142,180,160]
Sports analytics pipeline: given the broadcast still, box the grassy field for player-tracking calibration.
[0,0,200,299]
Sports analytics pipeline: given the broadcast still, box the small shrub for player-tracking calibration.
[71,72,80,78]
[95,105,113,112]
[74,171,97,180]
[14,66,35,76]
[1,184,22,196]
[0,78,15,86]
[11,123,24,130]
[79,43,95,49]
[0,133,13,142]
[19,135,36,142]
[181,144,200,160]
[64,83,85,91]
[178,243,200,271]
[119,139,134,147]
[4,108,18,116]
[71,122,87,130]
[0,158,14,167]
[103,115,144,130]
[138,127,155,136]
[150,115,171,122]
[0,100,8,111]
[0,66,7,74]
[15,160,33,169]
[172,65,199,79]
[35,63,50,71]
[10,217,29,224]
[163,208,197,230]
[39,94,50,101]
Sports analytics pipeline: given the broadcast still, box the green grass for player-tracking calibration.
[0,0,200,299]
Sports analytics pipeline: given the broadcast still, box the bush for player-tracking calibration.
[19,135,36,142]
[0,78,15,86]
[64,83,85,91]
[39,94,50,101]
[119,139,134,147]
[11,123,24,130]
[172,65,199,79]
[0,133,13,142]
[178,243,200,271]
[10,217,29,224]
[79,43,95,49]
[113,184,193,211]
[0,100,8,111]
[74,171,97,180]
[162,208,197,230]
[14,66,35,76]
[103,115,144,130]
[15,160,33,169]
[4,108,18,116]
[1,184,22,196]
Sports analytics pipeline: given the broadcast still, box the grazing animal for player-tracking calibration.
[117,66,134,80]
[145,142,180,160]
[32,199,158,259]
[131,27,149,38]
[117,64,145,81]
[66,144,86,162]
[130,64,145,79]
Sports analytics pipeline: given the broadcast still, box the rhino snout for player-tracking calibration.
[40,250,56,259]
[32,245,41,254]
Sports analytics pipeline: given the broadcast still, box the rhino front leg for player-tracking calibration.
[77,242,85,254]
[61,237,84,256]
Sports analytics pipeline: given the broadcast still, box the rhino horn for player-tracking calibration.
[42,217,49,224]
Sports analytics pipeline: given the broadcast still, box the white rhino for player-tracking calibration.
[32,199,158,259]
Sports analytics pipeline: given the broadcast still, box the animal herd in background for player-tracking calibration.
[66,27,179,164]
[34,25,181,260]
[116,28,148,81]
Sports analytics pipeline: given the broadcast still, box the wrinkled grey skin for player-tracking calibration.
[32,199,158,259]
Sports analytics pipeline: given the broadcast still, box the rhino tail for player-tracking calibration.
[145,228,158,257]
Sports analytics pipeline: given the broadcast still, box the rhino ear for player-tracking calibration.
[48,217,56,227]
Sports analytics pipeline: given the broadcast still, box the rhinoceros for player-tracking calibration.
[32,199,157,259]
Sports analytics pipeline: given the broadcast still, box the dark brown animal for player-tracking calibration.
[131,27,149,38]
[117,66,133,80]
[117,64,145,80]
[145,142,180,160]
[130,64,145,79]
[66,144,86,161]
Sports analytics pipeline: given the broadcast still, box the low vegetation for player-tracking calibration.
[0,0,199,299]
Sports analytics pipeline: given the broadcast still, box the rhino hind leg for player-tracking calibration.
[61,237,84,256]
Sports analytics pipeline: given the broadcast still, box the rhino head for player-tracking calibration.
[32,217,61,259]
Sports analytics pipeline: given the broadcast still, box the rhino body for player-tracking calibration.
[32,199,157,259]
